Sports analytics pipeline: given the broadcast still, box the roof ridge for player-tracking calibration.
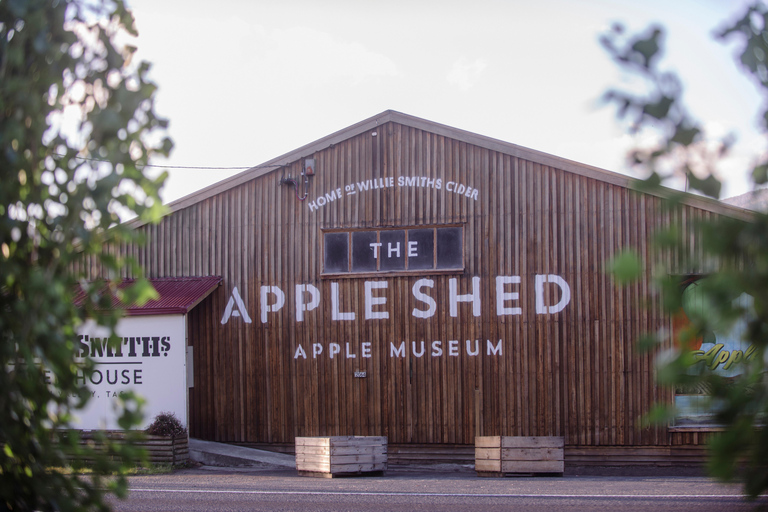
[125,110,752,228]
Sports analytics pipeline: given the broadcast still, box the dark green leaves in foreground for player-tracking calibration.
[604,1,768,500]
[607,250,642,286]
[0,1,172,510]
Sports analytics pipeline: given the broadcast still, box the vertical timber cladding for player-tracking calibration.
[121,112,728,450]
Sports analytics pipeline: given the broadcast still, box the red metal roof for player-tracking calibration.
[75,276,222,316]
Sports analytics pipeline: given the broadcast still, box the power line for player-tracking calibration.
[51,152,281,171]
[140,164,253,170]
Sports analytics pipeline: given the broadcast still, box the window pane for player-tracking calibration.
[407,229,434,270]
[324,232,349,273]
[436,227,463,269]
[352,231,378,272]
[379,230,406,271]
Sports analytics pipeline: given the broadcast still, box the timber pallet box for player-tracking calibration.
[475,436,564,477]
[295,436,387,478]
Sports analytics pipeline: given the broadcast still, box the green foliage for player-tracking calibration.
[603,2,768,500]
[0,1,172,510]
[607,249,642,285]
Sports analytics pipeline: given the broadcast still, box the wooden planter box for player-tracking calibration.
[475,436,564,476]
[76,431,189,465]
[139,434,189,464]
[295,436,387,478]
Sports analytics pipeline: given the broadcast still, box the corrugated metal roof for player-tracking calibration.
[75,276,222,316]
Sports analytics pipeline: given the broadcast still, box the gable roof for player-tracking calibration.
[129,110,750,228]
[723,187,768,211]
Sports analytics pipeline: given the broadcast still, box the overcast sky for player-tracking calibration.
[125,0,763,204]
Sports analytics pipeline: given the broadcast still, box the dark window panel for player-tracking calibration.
[436,227,463,269]
[324,232,349,273]
[352,231,378,272]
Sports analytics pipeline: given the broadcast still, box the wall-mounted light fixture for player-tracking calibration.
[304,158,315,176]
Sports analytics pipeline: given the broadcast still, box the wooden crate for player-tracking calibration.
[72,431,189,465]
[295,436,387,478]
[475,436,564,476]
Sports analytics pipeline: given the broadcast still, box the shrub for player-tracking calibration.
[146,412,187,438]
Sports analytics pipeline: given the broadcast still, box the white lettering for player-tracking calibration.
[295,284,320,322]
[487,339,503,356]
[496,276,522,316]
[535,274,571,314]
[449,276,481,317]
[412,279,436,318]
[387,242,400,258]
[292,339,506,360]
[221,286,252,324]
[239,275,574,326]
[444,181,477,200]
[370,242,382,259]
[260,286,285,323]
[364,281,389,320]
[331,282,355,321]
[408,240,418,257]
[323,188,342,203]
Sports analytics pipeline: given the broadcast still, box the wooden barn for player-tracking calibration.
[83,110,749,465]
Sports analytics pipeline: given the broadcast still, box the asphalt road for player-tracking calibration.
[107,465,759,512]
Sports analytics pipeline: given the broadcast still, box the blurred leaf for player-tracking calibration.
[686,172,722,199]
[639,404,678,428]
[607,250,643,285]
[119,278,159,308]
[643,95,673,119]
[0,1,172,510]
[636,333,660,354]
[630,26,663,68]
[602,0,768,500]
[752,163,768,184]
[670,123,700,146]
